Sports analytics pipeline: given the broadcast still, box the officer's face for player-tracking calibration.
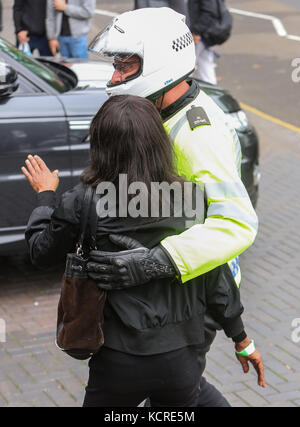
[110,55,141,84]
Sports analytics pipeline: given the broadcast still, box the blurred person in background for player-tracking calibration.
[46,0,95,59]
[13,0,52,56]
[188,0,233,85]
[135,0,189,25]
[135,0,188,18]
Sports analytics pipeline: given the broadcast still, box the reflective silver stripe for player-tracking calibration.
[168,115,188,142]
[0,170,72,183]
[52,143,90,151]
[205,182,249,199]
[0,234,25,245]
[207,201,258,230]
[0,226,25,232]
[69,120,91,130]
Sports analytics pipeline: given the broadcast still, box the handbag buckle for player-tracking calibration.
[76,244,84,257]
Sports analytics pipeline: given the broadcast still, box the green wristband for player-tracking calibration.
[236,340,255,357]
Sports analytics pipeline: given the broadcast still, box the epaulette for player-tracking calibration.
[186,106,211,130]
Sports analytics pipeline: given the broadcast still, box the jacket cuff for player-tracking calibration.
[222,316,245,339]
[37,191,56,208]
[16,27,25,34]
[159,244,182,284]
[232,330,247,343]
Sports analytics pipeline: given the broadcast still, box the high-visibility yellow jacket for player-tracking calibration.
[161,84,258,284]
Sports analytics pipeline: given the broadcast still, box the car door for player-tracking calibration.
[0,69,72,250]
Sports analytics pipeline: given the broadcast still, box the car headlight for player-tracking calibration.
[253,164,261,186]
[226,110,250,132]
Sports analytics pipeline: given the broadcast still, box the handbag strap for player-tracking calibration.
[89,190,99,250]
[76,186,95,256]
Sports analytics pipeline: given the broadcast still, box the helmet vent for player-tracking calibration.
[172,32,193,52]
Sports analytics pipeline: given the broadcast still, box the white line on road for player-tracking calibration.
[287,34,300,41]
[272,18,288,37]
[229,8,287,37]
[229,7,299,41]
[94,6,300,42]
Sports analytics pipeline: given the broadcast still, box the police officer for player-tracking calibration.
[87,7,261,405]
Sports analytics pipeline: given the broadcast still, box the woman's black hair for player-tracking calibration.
[81,95,184,197]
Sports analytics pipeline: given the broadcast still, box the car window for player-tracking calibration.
[0,39,68,93]
[11,74,42,95]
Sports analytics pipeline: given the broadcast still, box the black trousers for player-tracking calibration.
[83,346,205,407]
[197,377,231,407]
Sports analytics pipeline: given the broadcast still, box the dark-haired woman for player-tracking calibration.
[23,95,265,407]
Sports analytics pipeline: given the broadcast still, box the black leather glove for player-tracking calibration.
[87,234,178,290]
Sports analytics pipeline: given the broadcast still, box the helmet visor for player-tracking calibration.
[89,24,142,88]
[89,23,135,58]
[88,24,114,57]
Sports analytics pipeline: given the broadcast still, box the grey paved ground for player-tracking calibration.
[219,0,300,127]
[206,113,300,407]
[0,0,300,408]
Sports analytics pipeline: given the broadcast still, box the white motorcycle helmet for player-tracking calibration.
[89,7,195,100]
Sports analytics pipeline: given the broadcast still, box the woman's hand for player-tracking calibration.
[21,155,59,193]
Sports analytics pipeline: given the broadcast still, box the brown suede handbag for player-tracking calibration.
[56,186,106,360]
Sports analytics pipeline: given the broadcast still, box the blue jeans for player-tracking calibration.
[58,35,88,59]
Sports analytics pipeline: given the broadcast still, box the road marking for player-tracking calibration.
[287,35,300,41]
[240,102,300,134]
[229,8,299,41]
[272,18,288,37]
[95,7,300,42]
[230,8,287,37]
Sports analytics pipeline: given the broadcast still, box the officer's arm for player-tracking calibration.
[205,264,245,338]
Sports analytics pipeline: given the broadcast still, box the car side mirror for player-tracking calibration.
[0,62,19,97]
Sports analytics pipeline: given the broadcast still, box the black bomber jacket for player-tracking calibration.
[188,0,220,37]
[25,182,245,355]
